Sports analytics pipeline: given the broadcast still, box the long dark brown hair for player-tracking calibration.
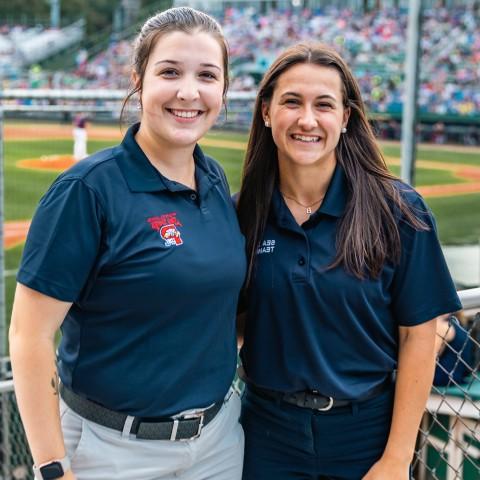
[237,43,428,285]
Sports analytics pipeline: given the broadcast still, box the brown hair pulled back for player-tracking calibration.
[121,6,229,122]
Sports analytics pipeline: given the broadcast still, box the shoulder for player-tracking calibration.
[41,145,124,210]
[392,179,427,208]
[51,145,125,196]
[390,179,433,225]
[57,146,120,182]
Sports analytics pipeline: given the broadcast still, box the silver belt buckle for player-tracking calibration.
[311,390,334,411]
[177,410,205,441]
[316,396,334,411]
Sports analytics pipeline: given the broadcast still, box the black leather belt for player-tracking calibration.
[60,384,223,440]
[242,370,395,412]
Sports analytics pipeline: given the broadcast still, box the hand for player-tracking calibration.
[362,456,410,480]
[63,470,77,480]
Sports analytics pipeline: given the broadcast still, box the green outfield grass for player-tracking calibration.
[2,129,480,338]
[382,144,480,167]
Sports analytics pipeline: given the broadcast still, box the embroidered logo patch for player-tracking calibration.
[148,213,183,247]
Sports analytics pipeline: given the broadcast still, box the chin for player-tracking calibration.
[171,131,204,146]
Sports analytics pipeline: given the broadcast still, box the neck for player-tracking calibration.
[135,123,196,186]
[278,158,337,204]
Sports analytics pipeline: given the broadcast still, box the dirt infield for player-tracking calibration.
[18,154,76,171]
[5,123,123,141]
[5,122,480,249]
[4,221,30,249]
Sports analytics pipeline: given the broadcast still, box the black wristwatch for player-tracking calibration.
[33,456,71,480]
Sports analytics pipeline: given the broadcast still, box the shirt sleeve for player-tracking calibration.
[17,178,105,302]
[391,195,462,326]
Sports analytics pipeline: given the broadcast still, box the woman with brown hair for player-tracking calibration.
[10,7,245,480]
[236,43,461,479]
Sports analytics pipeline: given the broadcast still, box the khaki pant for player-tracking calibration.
[60,391,244,480]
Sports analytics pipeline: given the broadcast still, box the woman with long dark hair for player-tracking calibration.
[10,7,245,480]
[237,43,461,479]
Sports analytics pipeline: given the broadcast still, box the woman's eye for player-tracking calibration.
[199,71,218,80]
[160,69,179,78]
[284,99,299,105]
[317,103,333,110]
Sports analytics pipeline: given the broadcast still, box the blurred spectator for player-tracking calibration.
[1,6,478,118]
[434,312,475,387]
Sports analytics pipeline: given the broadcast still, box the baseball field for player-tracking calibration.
[2,121,480,325]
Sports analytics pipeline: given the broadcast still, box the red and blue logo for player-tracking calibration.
[148,213,183,247]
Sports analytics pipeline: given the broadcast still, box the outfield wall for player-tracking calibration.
[1,89,479,145]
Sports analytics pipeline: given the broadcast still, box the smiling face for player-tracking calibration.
[262,63,350,172]
[134,30,224,150]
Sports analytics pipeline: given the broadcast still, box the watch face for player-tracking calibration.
[40,462,64,480]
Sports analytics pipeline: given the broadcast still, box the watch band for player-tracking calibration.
[33,455,71,480]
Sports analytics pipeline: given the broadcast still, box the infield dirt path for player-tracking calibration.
[4,122,480,249]
[4,221,30,249]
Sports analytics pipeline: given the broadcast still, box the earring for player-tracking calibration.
[264,119,270,127]
[341,127,347,134]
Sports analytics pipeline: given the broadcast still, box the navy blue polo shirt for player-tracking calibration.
[18,123,246,417]
[241,164,461,399]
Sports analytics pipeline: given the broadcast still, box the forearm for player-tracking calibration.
[10,334,66,465]
[383,324,436,463]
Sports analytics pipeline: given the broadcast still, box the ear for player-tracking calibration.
[342,106,351,130]
[132,71,141,92]
[261,101,270,123]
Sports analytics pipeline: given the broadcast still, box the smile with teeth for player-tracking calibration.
[291,134,321,143]
[168,109,203,118]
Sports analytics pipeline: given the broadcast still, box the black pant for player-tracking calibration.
[241,385,402,480]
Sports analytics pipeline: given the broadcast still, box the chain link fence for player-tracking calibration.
[0,301,478,479]
[0,359,31,480]
[413,309,480,480]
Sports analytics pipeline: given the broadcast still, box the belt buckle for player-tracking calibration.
[316,396,334,411]
[311,390,334,411]
[176,410,205,441]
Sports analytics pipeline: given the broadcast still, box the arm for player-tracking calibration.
[9,283,75,479]
[363,318,437,480]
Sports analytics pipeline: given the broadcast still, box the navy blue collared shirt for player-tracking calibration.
[241,164,461,399]
[18,123,246,417]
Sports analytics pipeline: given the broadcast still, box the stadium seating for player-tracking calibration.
[1,6,478,116]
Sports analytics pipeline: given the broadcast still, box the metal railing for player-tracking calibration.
[0,288,479,480]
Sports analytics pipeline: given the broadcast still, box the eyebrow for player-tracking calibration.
[280,92,338,101]
[154,60,222,71]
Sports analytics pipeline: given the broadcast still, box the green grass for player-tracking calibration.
[4,140,117,220]
[387,166,465,186]
[2,130,479,352]
[382,144,480,167]
[5,245,23,324]
[200,145,244,192]
[207,129,249,143]
[428,194,480,245]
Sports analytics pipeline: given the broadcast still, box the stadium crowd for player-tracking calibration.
[1,5,479,117]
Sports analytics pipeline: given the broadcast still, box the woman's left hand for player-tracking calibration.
[362,456,410,479]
